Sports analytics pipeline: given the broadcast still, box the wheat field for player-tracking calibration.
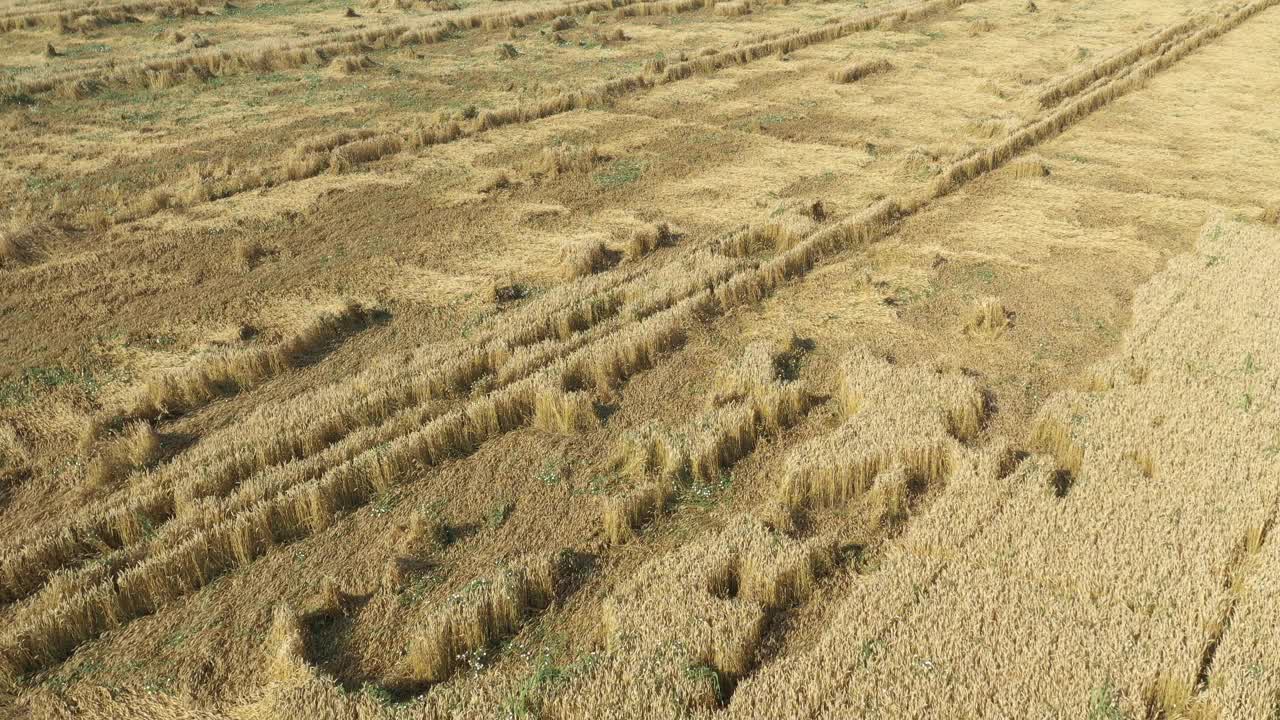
[2,0,1280,716]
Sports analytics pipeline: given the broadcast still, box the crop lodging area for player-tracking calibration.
[2,0,1280,716]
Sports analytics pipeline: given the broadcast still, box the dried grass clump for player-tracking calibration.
[561,293,705,391]
[135,188,176,218]
[806,199,829,222]
[604,340,814,542]
[618,0,708,18]
[712,338,811,422]
[75,421,113,464]
[64,14,110,34]
[611,420,683,481]
[626,222,673,259]
[682,404,760,484]
[969,117,1007,138]
[292,128,377,157]
[720,218,815,257]
[285,152,350,183]
[0,423,29,475]
[545,519,833,715]
[266,603,309,682]
[475,170,511,193]
[86,421,161,489]
[407,552,567,682]
[311,577,349,616]
[125,300,371,421]
[549,15,576,30]
[601,480,672,544]
[1008,155,1049,178]
[895,145,943,179]
[492,281,527,304]
[495,276,630,349]
[496,337,573,385]
[561,237,611,278]
[55,77,101,99]
[0,485,173,608]
[402,508,449,551]
[1028,416,1083,479]
[12,556,121,631]
[533,384,598,433]
[0,222,52,269]
[331,134,402,168]
[968,17,994,34]
[708,198,900,311]
[963,297,1013,338]
[179,32,211,50]
[233,236,267,271]
[533,144,603,177]
[622,251,741,320]
[333,54,376,74]
[757,336,811,386]
[713,0,750,17]
[829,58,892,83]
[775,348,984,522]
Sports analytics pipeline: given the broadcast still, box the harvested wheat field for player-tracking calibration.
[3,0,1280,715]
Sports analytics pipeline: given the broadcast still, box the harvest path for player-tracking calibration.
[1,0,1279,716]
